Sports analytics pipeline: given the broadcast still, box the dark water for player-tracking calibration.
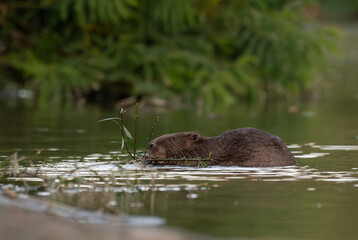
[1,26,358,240]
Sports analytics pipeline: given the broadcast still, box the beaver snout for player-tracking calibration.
[146,141,167,159]
[146,141,157,158]
[140,154,152,164]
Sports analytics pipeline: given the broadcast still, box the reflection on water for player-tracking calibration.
[3,142,358,239]
[311,145,358,151]
[4,142,358,194]
[1,105,358,240]
[9,159,358,187]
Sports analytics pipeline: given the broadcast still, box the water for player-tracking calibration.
[1,26,358,239]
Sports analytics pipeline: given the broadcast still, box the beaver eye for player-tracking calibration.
[168,137,175,142]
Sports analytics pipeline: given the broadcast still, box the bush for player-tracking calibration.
[0,0,338,106]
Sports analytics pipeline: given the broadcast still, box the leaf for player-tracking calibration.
[110,154,119,161]
[126,141,138,148]
[200,160,208,167]
[184,157,189,167]
[97,117,121,128]
[3,0,338,107]
[121,137,125,150]
[123,125,133,139]
[97,117,121,123]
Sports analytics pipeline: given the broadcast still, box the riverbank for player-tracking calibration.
[0,191,221,240]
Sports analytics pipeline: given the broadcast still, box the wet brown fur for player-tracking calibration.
[145,128,296,167]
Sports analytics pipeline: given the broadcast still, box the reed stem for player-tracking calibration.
[133,102,138,159]
[120,106,135,160]
[144,116,160,155]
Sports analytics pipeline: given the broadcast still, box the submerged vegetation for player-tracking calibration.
[0,0,338,107]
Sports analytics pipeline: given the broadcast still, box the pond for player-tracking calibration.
[1,26,358,239]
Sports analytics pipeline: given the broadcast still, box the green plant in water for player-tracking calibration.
[98,103,159,161]
[97,115,136,160]
[98,104,213,167]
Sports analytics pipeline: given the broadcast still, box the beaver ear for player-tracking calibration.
[190,133,200,142]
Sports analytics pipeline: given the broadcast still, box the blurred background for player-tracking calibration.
[0,0,349,110]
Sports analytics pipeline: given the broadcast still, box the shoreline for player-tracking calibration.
[0,191,219,240]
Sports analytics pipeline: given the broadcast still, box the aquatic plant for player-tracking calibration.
[97,104,143,161]
[98,103,212,166]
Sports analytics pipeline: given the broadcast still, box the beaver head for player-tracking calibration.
[147,132,205,159]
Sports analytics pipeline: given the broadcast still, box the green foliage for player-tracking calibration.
[318,0,358,20]
[0,0,338,106]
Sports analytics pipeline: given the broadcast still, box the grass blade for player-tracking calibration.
[121,137,125,150]
[96,117,121,123]
[184,157,189,167]
[200,160,208,167]
[127,141,139,148]
[123,126,133,139]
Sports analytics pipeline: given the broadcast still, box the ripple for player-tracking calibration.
[4,148,358,197]
[294,152,330,158]
[11,161,358,192]
[48,148,60,151]
[311,145,358,151]
[37,191,51,196]
[288,144,302,148]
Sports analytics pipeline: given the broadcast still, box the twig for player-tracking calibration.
[147,158,211,161]
[133,103,138,159]
[147,157,210,167]
[144,116,160,155]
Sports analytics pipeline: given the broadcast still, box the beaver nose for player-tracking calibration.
[147,142,155,149]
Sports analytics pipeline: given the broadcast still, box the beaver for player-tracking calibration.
[143,128,296,167]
